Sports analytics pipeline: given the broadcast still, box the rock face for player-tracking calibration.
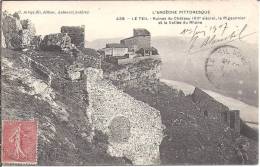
[2,12,36,50]
[103,58,161,93]
[61,26,85,47]
[2,48,127,165]
[2,30,6,48]
[85,68,163,165]
[20,19,36,48]
[67,63,84,80]
[30,35,42,50]
[80,48,102,69]
[2,12,22,49]
[40,33,72,51]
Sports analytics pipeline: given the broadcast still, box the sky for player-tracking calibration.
[2,0,258,42]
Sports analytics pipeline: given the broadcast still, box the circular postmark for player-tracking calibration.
[205,45,250,88]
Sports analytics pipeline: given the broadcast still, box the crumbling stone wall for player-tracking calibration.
[120,28,151,51]
[133,28,151,36]
[120,36,151,51]
[191,88,241,133]
[85,68,163,165]
[230,110,240,134]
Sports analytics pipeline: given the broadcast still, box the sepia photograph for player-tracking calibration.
[0,0,258,165]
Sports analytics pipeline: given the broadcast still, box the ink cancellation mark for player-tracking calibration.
[205,45,250,88]
[1,120,38,165]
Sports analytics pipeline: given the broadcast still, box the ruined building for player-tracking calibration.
[120,28,151,52]
[100,28,161,92]
[102,43,128,57]
[61,25,85,47]
[192,88,241,134]
[101,28,159,66]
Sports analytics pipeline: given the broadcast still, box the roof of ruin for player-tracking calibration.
[133,28,151,36]
[106,43,127,48]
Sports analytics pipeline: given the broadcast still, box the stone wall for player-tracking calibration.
[230,110,240,133]
[117,55,160,65]
[85,68,163,165]
[120,35,151,51]
[191,88,241,133]
[103,47,128,57]
[133,28,151,36]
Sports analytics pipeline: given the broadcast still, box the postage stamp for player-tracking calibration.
[1,120,38,165]
[205,45,250,88]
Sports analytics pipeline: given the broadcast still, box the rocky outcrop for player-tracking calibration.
[20,19,36,48]
[80,48,102,69]
[103,58,161,93]
[1,48,127,165]
[2,11,22,49]
[61,26,85,47]
[66,63,84,80]
[30,35,42,50]
[2,12,36,50]
[20,19,36,34]
[85,68,163,165]
[40,33,72,51]
[2,30,6,48]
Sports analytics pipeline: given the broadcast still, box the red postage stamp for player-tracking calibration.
[1,120,38,164]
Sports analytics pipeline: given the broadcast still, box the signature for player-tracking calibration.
[180,23,254,53]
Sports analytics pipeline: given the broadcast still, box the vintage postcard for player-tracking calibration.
[1,0,258,165]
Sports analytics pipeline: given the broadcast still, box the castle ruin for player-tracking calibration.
[101,28,159,65]
[120,28,151,52]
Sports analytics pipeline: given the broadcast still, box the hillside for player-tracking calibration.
[161,79,258,129]
[87,36,258,106]
[125,82,258,164]
[2,46,258,165]
[2,48,127,165]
